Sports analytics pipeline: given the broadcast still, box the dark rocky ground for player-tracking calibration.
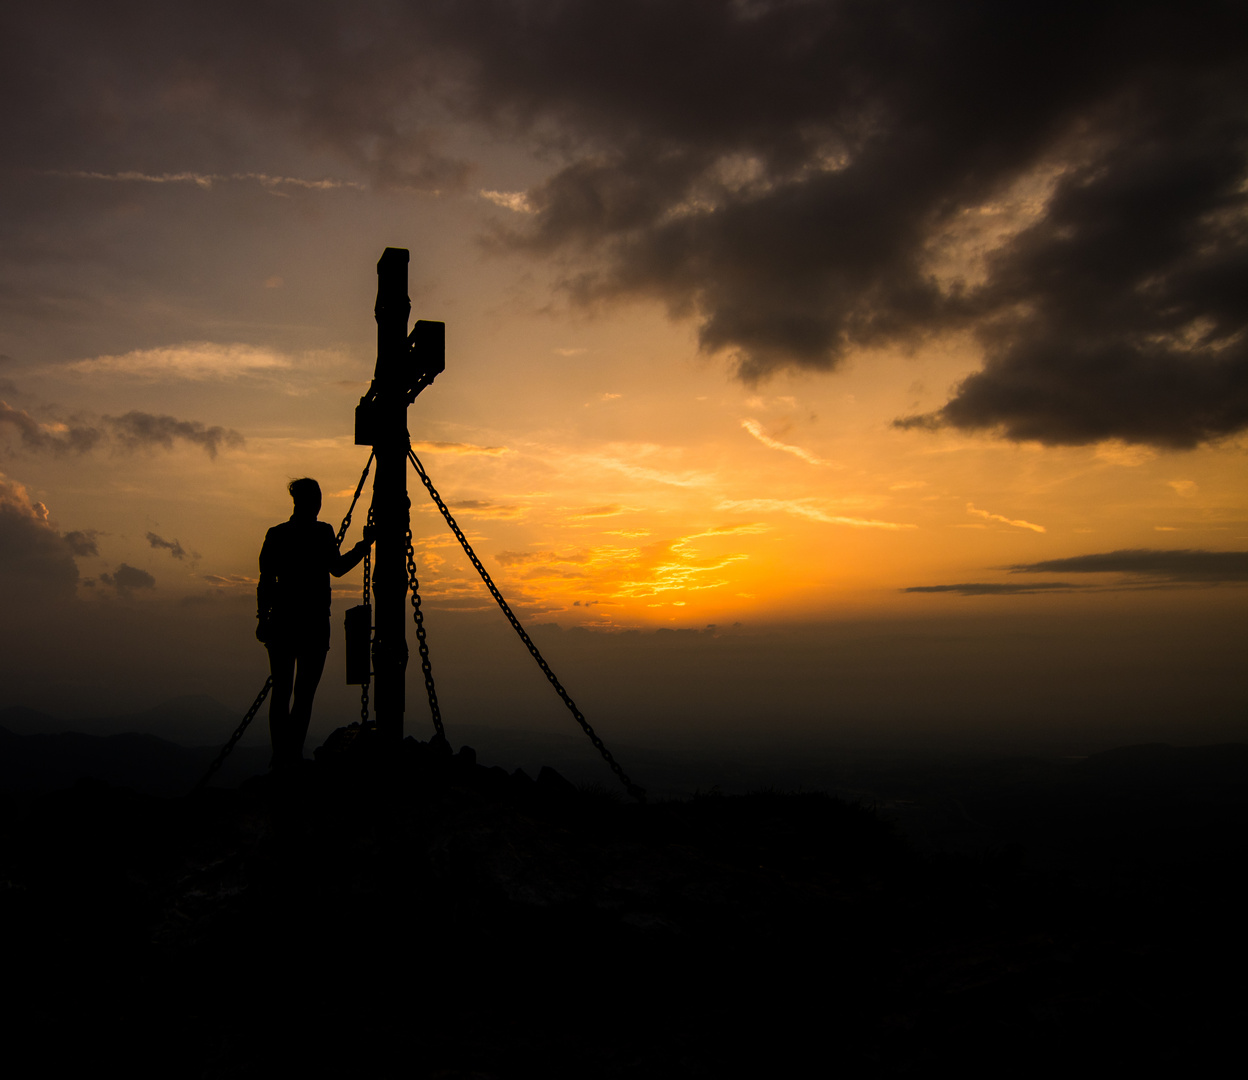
[2,729,1245,1077]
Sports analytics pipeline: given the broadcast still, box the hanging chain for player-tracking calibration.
[408,445,644,801]
[335,450,375,548]
[337,452,377,726]
[360,504,375,725]
[405,525,445,740]
[194,677,273,791]
[362,506,374,608]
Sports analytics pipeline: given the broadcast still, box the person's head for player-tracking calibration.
[288,477,322,519]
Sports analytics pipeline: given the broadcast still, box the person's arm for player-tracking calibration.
[329,522,376,577]
[256,529,277,642]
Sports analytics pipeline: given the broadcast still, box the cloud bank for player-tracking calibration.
[0,477,80,598]
[456,1,1248,448]
[107,412,243,459]
[1,401,243,458]
[1010,549,1248,584]
[908,547,1248,595]
[904,582,1079,597]
[7,1,1248,447]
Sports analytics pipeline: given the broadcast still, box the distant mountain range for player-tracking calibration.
[0,693,248,744]
[0,726,269,796]
[0,695,270,795]
[3,696,1247,867]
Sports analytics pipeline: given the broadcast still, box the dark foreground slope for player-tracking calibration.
[2,735,1244,1078]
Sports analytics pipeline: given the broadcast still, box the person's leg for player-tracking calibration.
[288,644,328,762]
[266,641,297,768]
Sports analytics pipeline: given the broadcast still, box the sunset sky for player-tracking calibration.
[2,1,1244,756]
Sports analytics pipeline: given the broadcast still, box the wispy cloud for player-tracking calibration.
[967,503,1046,533]
[560,503,641,521]
[480,189,534,212]
[586,456,716,489]
[741,419,840,467]
[47,170,363,191]
[203,573,255,588]
[496,549,591,568]
[489,524,760,606]
[904,582,1080,596]
[718,498,916,529]
[675,523,771,546]
[410,439,510,456]
[69,342,295,381]
[1095,442,1157,467]
[616,555,747,598]
[448,499,525,519]
[614,530,753,599]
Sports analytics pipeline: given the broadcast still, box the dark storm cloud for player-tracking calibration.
[0,1,469,190]
[5,2,1248,446]
[105,412,243,458]
[100,563,156,595]
[446,1,1248,447]
[903,582,1080,596]
[145,532,187,560]
[894,78,1248,449]
[1010,549,1248,584]
[0,478,79,597]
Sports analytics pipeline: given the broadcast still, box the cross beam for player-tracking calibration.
[356,247,444,742]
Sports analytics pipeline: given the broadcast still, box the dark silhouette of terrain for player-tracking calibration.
[1,694,250,743]
[0,725,268,797]
[2,725,1245,1076]
[0,697,271,794]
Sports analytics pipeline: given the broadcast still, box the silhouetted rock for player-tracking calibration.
[536,764,578,800]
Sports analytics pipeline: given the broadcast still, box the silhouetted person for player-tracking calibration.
[257,478,374,768]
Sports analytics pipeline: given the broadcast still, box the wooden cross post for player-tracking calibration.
[357,247,444,744]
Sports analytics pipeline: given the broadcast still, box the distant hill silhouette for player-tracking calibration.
[0,693,247,744]
[1084,740,1248,794]
[0,726,268,796]
[3,702,1246,858]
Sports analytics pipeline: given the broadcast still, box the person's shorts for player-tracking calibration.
[266,618,330,655]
